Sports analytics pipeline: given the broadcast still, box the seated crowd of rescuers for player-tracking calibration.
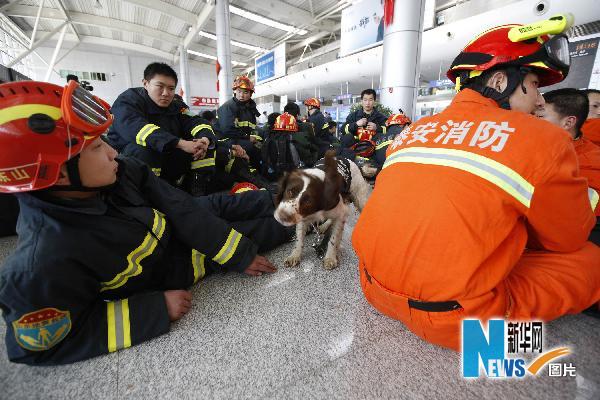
[0,16,599,365]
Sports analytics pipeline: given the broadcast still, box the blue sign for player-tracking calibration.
[256,51,275,83]
[428,79,454,88]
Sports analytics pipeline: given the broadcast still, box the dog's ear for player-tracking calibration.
[275,171,289,206]
[322,151,343,210]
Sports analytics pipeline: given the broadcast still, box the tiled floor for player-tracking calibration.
[1,212,599,399]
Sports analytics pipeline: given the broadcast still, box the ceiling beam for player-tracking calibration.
[182,3,213,49]
[289,24,341,52]
[8,5,181,44]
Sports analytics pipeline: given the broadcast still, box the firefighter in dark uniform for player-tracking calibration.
[0,80,292,365]
[107,62,216,196]
[339,89,389,177]
[216,76,263,170]
[375,112,411,168]
[304,97,335,158]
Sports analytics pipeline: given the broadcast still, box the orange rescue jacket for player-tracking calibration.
[574,136,600,216]
[581,118,600,147]
[353,89,597,303]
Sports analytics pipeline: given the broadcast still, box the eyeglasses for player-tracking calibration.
[61,80,112,134]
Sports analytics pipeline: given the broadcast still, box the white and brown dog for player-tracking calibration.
[274,151,371,269]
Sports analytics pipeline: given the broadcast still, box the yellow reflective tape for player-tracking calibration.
[190,124,213,137]
[225,157,235,173]
[0,104,61,125]
[345,124,351,135]
[250,134,263,141]
[382,126,387,134]
[135,124,160,147]
[322,123,329,130]
[375,140,392,150]
[107,302,117,353]
[122,299,131,349]
[151,167,161,176]
[212,229,242,265]
[191,157,216,169]
[589,188,599,211]
[383,147,534,208]
[191,249,206,284]
[100,210,166,291]
[236,121,256,128]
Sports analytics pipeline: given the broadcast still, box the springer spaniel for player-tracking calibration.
[274,151,371,269]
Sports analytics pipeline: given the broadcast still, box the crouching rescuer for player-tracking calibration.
[352,16,600,351]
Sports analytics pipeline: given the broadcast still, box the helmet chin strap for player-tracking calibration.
[477,67,530,110]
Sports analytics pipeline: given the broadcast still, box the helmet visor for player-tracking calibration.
[545,34,570,70]
[62,80,112,134]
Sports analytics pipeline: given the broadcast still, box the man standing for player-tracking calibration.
[304,97,335,157]
[353,20,600,351]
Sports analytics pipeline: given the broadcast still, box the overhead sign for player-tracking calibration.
[255,43,286,84]
[340,0,384,57]
[191,96,219,107]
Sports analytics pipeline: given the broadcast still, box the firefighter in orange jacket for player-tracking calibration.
[537,88,600,216]
[353,19,600,351]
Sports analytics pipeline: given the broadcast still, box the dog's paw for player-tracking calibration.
[323,256,338,270]
[284,254,301,268]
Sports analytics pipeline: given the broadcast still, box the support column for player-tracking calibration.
[43,23,67,82]
[380,0,425,119]
[178,45,191,105]
[215,0,233,106]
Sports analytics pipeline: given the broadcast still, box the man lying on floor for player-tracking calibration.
[0,80,292,365]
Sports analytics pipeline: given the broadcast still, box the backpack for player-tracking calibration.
[261,132,300,180]
[292,122,320,167]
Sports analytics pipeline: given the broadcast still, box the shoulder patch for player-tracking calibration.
[12,308,71,351]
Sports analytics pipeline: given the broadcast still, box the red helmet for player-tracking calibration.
[0,80,112,193]
[386,113,411,127]
[303,98,320,108]
[351,140,376,158]
[272,113,298,132]
[232,76,254,92]
[229,182,259,195]
[448,23,570,88]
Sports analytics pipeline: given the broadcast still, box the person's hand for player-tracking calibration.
[356,118,367,127]
[231,144,249,161]
[192,137,210,160]
[177,139,202,156]
[244,255,277,276]
[366,122,377,131]
[164,290,192,321]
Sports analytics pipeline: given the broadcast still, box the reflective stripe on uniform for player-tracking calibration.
[0,104,61,125]
[107,299,131,353]
[151,167,161,176]
[191,157,216,170]
[345,124,351,135]
[191,249,206,284]
[589,188,599,211]
[383,147,534,208]
[382,126,387,134]
[235,121,256,128]
[135,124,160,147]
[225,157,235,173]
[322,123,329,130]
[376,140,393,150]
[250,134,263,141]
[212,229,242,265]
[100,210,167,292]
[190,124,213,137]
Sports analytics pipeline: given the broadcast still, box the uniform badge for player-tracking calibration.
[12,308,71,351]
